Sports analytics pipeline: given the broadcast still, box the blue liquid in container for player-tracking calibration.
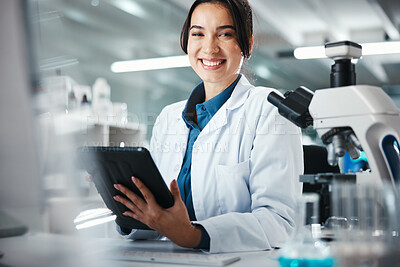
[278,257,335,267]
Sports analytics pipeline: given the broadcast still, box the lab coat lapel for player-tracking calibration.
[175,116,189,161]
[201,76,252,135]
[203,106,228,134]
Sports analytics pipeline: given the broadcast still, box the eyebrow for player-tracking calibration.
[189,25,236,31]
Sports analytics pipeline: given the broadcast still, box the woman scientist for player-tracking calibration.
[113,0,303,253]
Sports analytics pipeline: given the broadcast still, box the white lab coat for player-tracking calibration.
[120,75,303,253]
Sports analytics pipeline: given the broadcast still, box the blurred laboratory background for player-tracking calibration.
[34,0,400,142]
[2,0,400,245]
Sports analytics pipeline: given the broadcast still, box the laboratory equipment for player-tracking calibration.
[278,193,335,267]
[328,182,400,266]
[268,40,400,189]
[92,77,112,118]
[269,40,400,265]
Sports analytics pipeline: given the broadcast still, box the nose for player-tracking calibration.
[203,36,219,54]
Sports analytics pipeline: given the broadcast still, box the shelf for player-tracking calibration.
[38,106,148,147]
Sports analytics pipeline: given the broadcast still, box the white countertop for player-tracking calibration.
[0,232,280,267]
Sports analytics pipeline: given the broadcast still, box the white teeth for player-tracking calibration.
[202,59,223,66]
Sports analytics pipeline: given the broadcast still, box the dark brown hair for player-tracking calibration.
[180,0,253,59]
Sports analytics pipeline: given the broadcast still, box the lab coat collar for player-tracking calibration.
[182,82,205,126]
[226,75,252,110]
[200,75,252,135]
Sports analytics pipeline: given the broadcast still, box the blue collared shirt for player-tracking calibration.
[178,74,241,249]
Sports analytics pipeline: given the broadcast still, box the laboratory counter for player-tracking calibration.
[0,232,280,267]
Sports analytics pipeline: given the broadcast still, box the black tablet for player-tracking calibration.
[78,146,174,230]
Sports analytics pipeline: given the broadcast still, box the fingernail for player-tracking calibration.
[113,195,119,201]
[132,176,137,183]
[114,184,119,190]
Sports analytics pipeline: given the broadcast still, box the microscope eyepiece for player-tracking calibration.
[267,91,284,108]
[267,87,314,129]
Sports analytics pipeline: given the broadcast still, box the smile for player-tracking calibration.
[200,59,226,68]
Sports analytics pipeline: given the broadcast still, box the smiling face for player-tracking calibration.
[187,3,243,94]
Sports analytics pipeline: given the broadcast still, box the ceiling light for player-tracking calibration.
[362,41,400,55]
[111,55,191,73]
[294,46,326,59]
[91,0,99,7]
[64,10,89,24]
[294,41,400,59]
[112,0,147,19]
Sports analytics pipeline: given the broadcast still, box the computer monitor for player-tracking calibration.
[0,0,44,235]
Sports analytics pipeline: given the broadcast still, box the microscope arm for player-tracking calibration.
[309,85,400,186]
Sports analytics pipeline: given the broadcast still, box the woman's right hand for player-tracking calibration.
[114,178,202,248]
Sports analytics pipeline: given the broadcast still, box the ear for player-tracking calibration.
[249,36,254,54]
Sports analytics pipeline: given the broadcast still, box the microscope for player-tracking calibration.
[268,41,400,223]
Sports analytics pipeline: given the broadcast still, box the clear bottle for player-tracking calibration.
[278,193,336,267]
[92,77,112,118]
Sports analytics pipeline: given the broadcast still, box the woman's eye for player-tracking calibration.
[191,32,203,37]
[219,32,233,37]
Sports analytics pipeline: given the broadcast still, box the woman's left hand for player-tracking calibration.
[113,177,202,248]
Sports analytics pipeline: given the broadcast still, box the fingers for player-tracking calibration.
[114,183,147,210]
[131,177,158,206]
[113,195,144,217]
[170,179,182,202]
[122,210,139,220]
[113,177,163,230]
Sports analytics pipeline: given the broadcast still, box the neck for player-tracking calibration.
[203,74,239,102]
